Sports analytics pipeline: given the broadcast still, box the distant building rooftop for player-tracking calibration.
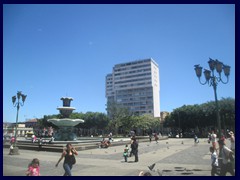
[25,119,38,123]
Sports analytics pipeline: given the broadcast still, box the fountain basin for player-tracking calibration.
[48,118,84,127]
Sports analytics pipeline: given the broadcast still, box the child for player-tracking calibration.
[9,144,14,155]
[123,149,128,162]
[139,171,152,176]
[125,144,129,154]
[26,158,40,176]
[194,134,199,144]
[123,144,129,162]
[209,146,219,176]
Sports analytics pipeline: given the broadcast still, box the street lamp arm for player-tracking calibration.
[218,75,229,84]
[197,77,208,85]
[13,101,25,107]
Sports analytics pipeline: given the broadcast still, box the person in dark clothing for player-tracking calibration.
[131,137,139,162]
[149,133,152,143]
[56,143,78,176]
[38,137,43,151]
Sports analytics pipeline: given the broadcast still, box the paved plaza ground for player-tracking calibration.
[3,138,233,176]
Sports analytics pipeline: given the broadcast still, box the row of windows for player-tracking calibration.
[117,94,153,100]
[107,87,153,98]
[114,67,151,76]
[106,76,113,81]
[115,82,152,89]
[116,87,153,94]
[114,77,151,85]
[106,88,113,91]
[117,100,153,106]
[114,59,151,69]
[126,105,154,111]
[132,110,152,115]
[114,72,151,80]
[116,91,153,97]
[119,101,153,108]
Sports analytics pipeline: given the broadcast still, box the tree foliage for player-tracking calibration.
[36,98,234,137]
[163,97,235,131]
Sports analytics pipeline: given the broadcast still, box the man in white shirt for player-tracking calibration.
[218,139,235,176]
[211,130,217,151]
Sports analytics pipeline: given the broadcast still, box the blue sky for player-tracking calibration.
[3,4,235,122]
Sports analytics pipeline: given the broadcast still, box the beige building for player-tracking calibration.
[160,111,170,123]
[106,58,160,117]
[3,123,34,137]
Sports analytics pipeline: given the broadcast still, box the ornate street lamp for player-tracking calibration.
[12,91,27,155]
[194,58,230,139]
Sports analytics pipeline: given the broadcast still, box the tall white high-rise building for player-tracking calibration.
[106,58,160,117]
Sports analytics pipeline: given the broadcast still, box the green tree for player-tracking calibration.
[106,100,132,135]
[163,98,235,133]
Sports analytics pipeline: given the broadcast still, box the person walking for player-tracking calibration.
[10,136,15,145]
[131,137,139,162]
[38,137,43,151]
[26,158,40,176]
[123,148,128,162]
[9,144,14,155]
[194,134,199,145]
[218,139,235,176]
[208,132,211,144]
[149,133,152,143]
[55,143,78,176]
[129,138,134,157]
[154,133,159,143]
[108,132,113,142]
[124,144,129,156]
[228,131,235,154]
[209,146,219,176]
[211,130,217,151]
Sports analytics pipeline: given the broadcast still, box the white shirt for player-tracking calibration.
[229,136,235,150]
[211,133,217,142]
[221,145,232,164]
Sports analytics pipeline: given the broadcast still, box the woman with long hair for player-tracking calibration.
[55,143,78,176]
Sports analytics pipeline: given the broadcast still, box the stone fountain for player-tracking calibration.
[48,97,84,141]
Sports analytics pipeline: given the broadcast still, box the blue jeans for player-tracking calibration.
[63,163,72,176]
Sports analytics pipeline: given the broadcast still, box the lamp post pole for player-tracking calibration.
[212,77,221,140]
[12,91,27,155]
[194,58,230,139]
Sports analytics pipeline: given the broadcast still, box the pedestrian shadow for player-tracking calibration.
[120,160,136,163]
[127,160,136,163]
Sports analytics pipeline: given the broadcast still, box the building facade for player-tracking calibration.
[160,111,170,123]
[106,58,160,117]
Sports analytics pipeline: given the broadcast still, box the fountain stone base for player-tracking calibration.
[54,127,77,141]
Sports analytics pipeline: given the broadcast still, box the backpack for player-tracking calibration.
[131,141,138,150]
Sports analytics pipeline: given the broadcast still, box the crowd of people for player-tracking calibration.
[6,129,235,176]
[208,129,235,176]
